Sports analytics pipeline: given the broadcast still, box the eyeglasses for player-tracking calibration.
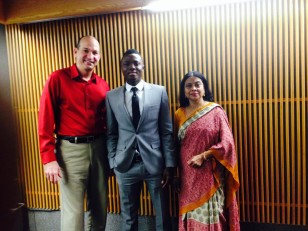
[185,82,203,89]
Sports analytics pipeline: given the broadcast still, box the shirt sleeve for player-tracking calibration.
[38,75,58,164]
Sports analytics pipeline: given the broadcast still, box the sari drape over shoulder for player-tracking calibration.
[174,102,240,231]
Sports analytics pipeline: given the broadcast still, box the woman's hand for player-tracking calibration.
[187,151,209,168]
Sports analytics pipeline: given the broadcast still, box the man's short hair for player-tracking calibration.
[75,35,96,48]
[122,49,141,57]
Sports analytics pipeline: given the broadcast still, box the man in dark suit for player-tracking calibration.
[106,49,176,231]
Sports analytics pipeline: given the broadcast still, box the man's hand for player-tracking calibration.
[108,168,115,177]
[161,167,174,188]
[44,161,61,184]
[173,176,181,194]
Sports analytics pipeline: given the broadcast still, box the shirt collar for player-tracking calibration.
[70,64,97,83]
[126,80,144,92]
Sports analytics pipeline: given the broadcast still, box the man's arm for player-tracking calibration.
[106,93,118,170]
[38,75,61,183]
[159,88,175,167]
[159,88,176,188]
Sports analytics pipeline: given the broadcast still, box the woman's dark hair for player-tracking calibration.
[179,71,214,107]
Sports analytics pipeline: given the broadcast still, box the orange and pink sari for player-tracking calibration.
[174,102,240,231]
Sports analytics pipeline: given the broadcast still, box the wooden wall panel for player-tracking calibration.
[5,0,307,224]
[0,0,5,24]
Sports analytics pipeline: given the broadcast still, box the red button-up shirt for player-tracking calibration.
[38,64,109,164]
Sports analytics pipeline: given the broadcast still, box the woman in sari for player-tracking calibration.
[174,71,240,231]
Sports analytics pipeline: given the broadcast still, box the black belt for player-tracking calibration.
[133,155,142,163]
[57,135,100,144]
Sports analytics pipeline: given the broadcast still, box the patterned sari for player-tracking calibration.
[174,102,240,231]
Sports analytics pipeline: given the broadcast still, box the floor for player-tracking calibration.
[27,210,308,231]
[28,210,158,231]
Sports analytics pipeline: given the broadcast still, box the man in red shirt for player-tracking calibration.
[38,35,109,231]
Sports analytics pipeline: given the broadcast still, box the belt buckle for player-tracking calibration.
[74,137,78,144]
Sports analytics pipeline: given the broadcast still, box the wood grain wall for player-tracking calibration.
[5,0,307,225]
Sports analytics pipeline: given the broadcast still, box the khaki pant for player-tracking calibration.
[56,136,108,231]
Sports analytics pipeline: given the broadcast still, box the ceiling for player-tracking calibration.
[0,0,155,24]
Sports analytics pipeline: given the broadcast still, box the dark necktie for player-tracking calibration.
[131,87,140,129]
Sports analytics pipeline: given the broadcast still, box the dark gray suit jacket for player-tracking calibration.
[106,82,175,174]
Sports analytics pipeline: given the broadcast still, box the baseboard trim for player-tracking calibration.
[240,222,308,231]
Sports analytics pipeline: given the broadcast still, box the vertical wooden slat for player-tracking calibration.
[155,12,162,85]
[206,6,212,100]
[278,0,285,223]
[225,3,232,141]
[272,0,280,223]
[264,1,275,222]
[240,2,250,221]
[261,0,268,221]
[245,1,253,221]
[293,0,301,224]
[301,0,307,224]
[196,8,202,75]
[250,0,259,222]
[233,2,244,221]
[283,0,291,224]
[257,0,265,222]
[29,25,42,209]
[289,0,296,225]
[215,5,221,103]
[171,10,178,110]
[33,24,45,209]
[220,5,227,110]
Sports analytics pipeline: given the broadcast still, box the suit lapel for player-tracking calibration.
[117,86,131,122]
[139,83,152,126]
